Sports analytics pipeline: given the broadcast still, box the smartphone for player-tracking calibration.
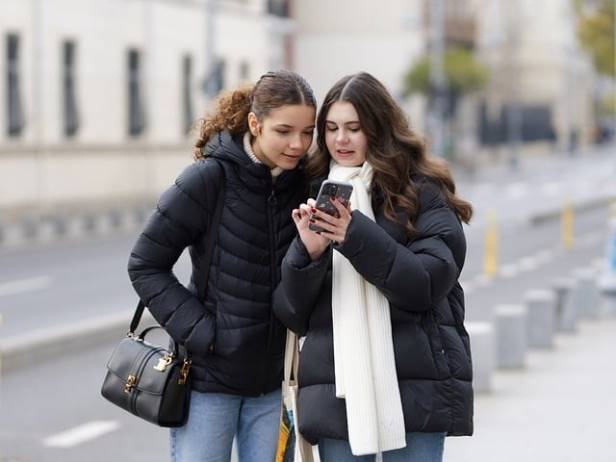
[308,180,353,233]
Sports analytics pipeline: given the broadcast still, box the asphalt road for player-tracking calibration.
[0,213,609,462]
[0,149,614,460]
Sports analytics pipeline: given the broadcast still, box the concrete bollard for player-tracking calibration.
[466,322,495,393]
[599,291,616,316]
[571,268,601,319]
[552,278,577,333]
[524,290,556,349]
[495,304,527,369]
[598,213,616,316]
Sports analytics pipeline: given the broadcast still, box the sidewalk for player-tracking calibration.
[445,316,616,462]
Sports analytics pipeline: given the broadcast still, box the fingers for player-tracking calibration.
[291,209,302,224]
[307,198,317,208]
[299,203,312,217]
[330,197,352,219]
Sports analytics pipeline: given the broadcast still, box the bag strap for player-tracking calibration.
[283,329,300,383]
[129,161,226,335]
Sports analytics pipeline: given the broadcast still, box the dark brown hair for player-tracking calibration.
[193,70,316,160]
[307,72,472,235]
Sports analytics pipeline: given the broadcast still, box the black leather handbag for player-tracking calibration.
[101,317,192,427]
[101,169,224,427]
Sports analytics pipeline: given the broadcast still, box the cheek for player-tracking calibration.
[355,135,368,154]
[325,132,336,151]
[260,133,283,152]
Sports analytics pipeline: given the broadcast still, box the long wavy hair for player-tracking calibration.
[193,70,316,160]
[306,72,472,236]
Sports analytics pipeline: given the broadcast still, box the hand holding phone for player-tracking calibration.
[309,180,353,233]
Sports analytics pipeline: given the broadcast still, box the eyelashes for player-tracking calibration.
[326,126,361,133]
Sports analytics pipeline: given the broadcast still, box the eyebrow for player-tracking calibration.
[274,123,315,129]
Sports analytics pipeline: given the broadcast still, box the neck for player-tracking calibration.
[250,138,275,168]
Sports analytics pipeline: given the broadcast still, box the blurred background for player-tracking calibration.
[0,0,615,461]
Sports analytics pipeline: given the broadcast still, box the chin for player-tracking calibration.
[278,160,300,170]
[336,157,363,167]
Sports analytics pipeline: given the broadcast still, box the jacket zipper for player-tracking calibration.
[263,186,278,395]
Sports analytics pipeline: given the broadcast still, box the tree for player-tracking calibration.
[403,47,488,161]
[403,47,487,100]
[577,0,615,77]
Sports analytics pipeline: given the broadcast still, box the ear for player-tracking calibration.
[248,112,260,137]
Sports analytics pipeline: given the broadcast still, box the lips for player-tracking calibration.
[336,150,355,157]
[281,153,300,160]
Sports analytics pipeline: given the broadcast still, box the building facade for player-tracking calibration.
[0,0,292,214]
[474,0,595,153]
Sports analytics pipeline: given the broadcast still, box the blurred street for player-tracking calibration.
[1,147,615,461]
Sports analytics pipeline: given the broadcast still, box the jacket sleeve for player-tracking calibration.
[273,237,331,336]
[335,182,465,311]
[127,160,223,356]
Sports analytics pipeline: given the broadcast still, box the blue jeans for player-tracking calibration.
[318,432,445,462]
[170,388,281,462]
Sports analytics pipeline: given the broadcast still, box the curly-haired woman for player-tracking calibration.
[128,70,316,462]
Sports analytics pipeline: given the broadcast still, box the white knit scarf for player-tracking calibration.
[329,161,406,457]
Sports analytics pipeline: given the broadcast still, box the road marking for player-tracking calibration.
[44,421,120,448]
[541,182,562,196]
[499,264,519,279]
[518,256,539,272]
[506,182,528,199]
[0,276,52,297]
[460,280,475,294]
[473,274,493,287]
[535,249,554,264]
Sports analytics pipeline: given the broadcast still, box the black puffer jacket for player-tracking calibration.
[274,177,473,443]
[128,130,305,396]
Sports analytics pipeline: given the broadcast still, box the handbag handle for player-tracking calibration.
[283,330,300,382]
[137,325,180,357]
[128,161,226,336]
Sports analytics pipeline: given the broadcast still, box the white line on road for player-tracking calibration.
[499,264,519,279]
[506,182,529,199]
[0,276,52,297]
[518,256,540,272]
[43,421,120,448]
[460,280,475,294]
[535,249,554,264]
[473,274,494,287]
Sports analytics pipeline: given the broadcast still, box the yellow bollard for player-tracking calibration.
[561,199,574,250]
[610,198,616,219]
[483,209,498,278]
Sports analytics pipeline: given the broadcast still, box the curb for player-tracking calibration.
[0,311,155,375]
[528,196,613,226]
[0,202,154,251]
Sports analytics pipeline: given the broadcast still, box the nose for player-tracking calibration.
[335,129,349,144]
[289,133,303,150]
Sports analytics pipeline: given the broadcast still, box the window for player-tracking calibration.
[204,58,226,98]
[182,54,194,135]
[62,41,79,138]
[239,60,250,81]
[127,49,146,137]
[6,33,24,137]
[267,0,290,17]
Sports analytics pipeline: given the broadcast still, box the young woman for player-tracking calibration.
[127,70,316,462]
[274,72,473,462]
